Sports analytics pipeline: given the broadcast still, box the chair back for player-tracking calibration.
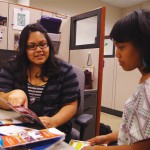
[72,65,85,116]
[0,49,18,70]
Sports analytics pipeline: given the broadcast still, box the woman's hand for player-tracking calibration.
[87,135,110,146]
[82,132,118,150]
[81,136,110,150]
[80,136,110,150]
[81,146,94,150]
[7,89,28,107]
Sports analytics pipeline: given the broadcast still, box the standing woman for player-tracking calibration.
[0,23,80,142]
[82,9,150,150]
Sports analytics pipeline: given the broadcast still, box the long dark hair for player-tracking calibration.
[11,23,60,87]
[110,9,150,73]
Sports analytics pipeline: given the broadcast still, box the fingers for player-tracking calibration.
[23,100,28,108]
[8,98,18,106]
[8,97,27,107]
[7,90,28,107]
[87,137,97,146]
[81,146,93,150]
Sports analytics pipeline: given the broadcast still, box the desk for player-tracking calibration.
[0,109,75,150]
[51,142,75,150]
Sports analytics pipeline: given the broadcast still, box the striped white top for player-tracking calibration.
[27,82,45,104]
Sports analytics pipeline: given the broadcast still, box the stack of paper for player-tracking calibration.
[47,33,61,42]
[0,125,65,149]
[69,140,90,150]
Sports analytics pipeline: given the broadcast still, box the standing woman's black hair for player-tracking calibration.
[110,9,150,73]
[12,23,60,87]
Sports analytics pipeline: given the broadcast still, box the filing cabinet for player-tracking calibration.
[83,89,97,140]
[72,89,97,140]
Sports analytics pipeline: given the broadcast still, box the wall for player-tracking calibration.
[122,1,150,15]
[6,0,17,3]
[30,0,121,35]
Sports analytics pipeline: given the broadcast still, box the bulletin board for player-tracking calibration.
[0,1,9,49]
[0,1,68,53]
[8,3,42,50]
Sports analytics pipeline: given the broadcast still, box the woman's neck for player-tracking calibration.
[139,72,150,83]
[28,65,42,78]
[27,65,48,86]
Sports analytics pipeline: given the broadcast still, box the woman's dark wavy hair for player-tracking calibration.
[12,23,60,86]
[110,9,150,73]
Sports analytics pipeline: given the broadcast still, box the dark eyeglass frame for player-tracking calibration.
[26,42,49,50]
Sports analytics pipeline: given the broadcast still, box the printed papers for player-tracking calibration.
[13,8,30,30]
[69,140,90,150]
[0,96,46,128]
[0,126,65,149]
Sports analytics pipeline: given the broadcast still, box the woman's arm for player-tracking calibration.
[87,132,118,146]
[0,90,28,109]
[39,100,78,128]
[82,138,150,150]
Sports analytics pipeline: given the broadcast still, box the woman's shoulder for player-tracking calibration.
[55,58,72,72]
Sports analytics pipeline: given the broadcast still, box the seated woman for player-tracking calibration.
[82,9,150,150]
[0,23,80,143]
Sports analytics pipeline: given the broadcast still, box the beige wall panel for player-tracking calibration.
[101,58,115,108]
[56,17,70,62]
[41,11,53,17]
[0,1,9,49]
[141,1,150,9]
[114,59,140,111]
[8,3,42,50]
[69,48,99,89]
[122,1,150,15]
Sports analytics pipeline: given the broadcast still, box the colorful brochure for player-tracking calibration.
[69,140,90,150]
[0,126,65,149]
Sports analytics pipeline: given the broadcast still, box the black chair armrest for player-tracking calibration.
[74,113,93,140]
[75,114,93,126]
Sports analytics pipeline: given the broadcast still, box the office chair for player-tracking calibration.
[71,65,93,140]
[0,50,18,70]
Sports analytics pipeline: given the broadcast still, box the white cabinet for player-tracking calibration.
[114,59,140,111]
[102,57,140,115]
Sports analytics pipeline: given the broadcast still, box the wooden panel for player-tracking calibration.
[96,7,106,135]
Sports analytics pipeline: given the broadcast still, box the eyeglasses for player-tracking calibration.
[27,42,49,50]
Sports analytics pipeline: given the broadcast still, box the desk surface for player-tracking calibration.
[0,109,75,150]
[51,142,75,150]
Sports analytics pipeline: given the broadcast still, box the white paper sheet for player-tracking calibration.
[13,8,30,30]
